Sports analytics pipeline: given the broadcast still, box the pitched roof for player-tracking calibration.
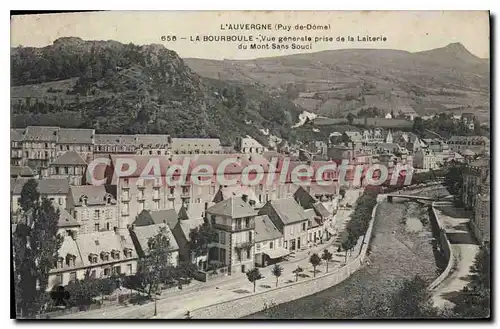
[51,236,85,272]
[254,215,282,242]
[304,209,320,228]
[176,217,205,242]
[24,126,59,142]
[58,207,80,228]
[58,128,94,144]
[313,202,331,218]
[134,135,170,148]
[178,205,190,220]
[11,166,34,177]
[131,224,179,254]
[12,177,70,195]
[152,209,178,228]
[51,151,87,166]
[77,230,137,267]
[70,185,116,206]
[448,135,490,143]
[262,198,308,225]
[10,128,25,142]
[213,185,260,204]
[94,134,137,145]
[207,197,257,219]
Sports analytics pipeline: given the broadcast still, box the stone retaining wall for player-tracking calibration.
[427,202,454,291]
[190,197,382,319]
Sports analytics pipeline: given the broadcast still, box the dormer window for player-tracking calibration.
[66,254,76,267]
[88,254,98,264]
[57,257,64,268]
[105,194,112,204]
[100,251,110,261]
[80,195,88,206]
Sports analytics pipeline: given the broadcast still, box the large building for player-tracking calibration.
[206,196,257,275]
[448,136,490,155]
[462,157,490,210]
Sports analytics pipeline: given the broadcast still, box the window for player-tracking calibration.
[246,248,251,259]
[211,215,216,225]
[94,223,100,232]
[90,270,96,278]
[256,243,261,251]
[302,223,307,231]
[219,232,226,244]
[56,274,63,285]
[284,241,288,249]
[138,201,144,212]
[58,198,63,205]
[103,268,110,276]
[94,210,100,220]
[106,222,110,231]
[236,219,242,230]
[122,203,129,216]
[123,178,129,186]
[57,258,64,268]
[69,272,77,282]
[127,264,133,275]
[113,266,121,275]
[248,231,252,242]
[154,200,159,209]
[270,241,274,249]
[245,218,250,228]
[169,187,175,195]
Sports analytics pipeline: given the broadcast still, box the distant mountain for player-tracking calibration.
[11,38,301,145]
[415,42,488,65]
[185,43,490,122]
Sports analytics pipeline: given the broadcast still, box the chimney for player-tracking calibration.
[242,194,248,203]
[69,230,78,240]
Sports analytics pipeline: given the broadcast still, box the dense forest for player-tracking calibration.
[11,37,300,146]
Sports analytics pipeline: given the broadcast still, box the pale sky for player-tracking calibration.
[11,11,490,60]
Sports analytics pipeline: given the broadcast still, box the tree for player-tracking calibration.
[321,249,333,273]
[340,232,357,262]
[339,186,347,199]
[292,266,304,282]
[453,246,490,318]
[13,179,63,318]
[136,226,172,316]
[346,113,355,125]
[412,117,425,134]
[389,275,439,318]
[309,253,322,277]
[246,268,262,293]
[65,270,100,310]
[271,264,283,288]
[188,222,216,260]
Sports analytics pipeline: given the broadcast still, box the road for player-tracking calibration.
[431,202,479,308]
[56,190,361,319]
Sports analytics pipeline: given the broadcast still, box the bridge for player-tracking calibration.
[387,194,436,203]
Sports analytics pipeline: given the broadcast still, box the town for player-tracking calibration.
[11,116,490,318]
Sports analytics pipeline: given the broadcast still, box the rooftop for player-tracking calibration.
[207,197,258,219]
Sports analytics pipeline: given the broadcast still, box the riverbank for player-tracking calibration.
[247,197,442,319]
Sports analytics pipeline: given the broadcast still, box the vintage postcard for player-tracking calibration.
[10,11,490,320]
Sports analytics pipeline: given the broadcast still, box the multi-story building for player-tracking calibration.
[237,135,265,154]
[206,196,257,275]
[93,134,137,158]
[11,177,70,219]
[10,165,35,179]
[472,170,490,245]
[413,149,439,170]
[48,228,137,289]
[48,151,88,185]
[134,135,171,156]
[463,157,490,210]
[56,128,95,162]
[21,126,59,172]
[169,138,222,154]
[254,214,287,267]
[448,136,490,155]
[258,198,309,252]
[67,185,119,234]
[11,129,24,166]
